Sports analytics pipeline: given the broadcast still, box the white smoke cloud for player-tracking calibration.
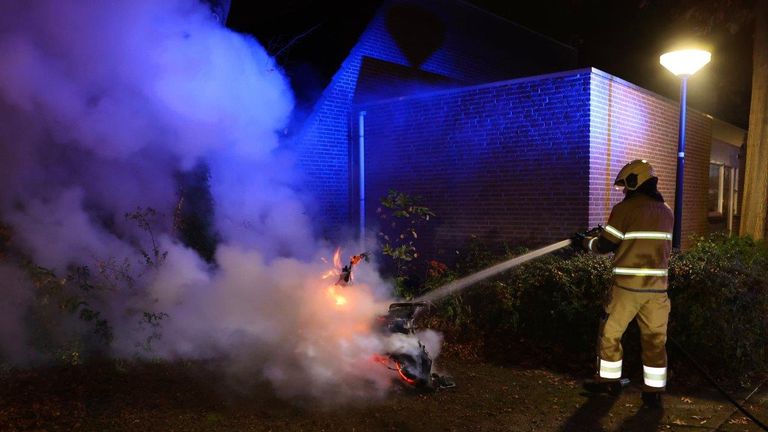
[0,0,426,402]
[4,188,138,273]
[148,245,394,400]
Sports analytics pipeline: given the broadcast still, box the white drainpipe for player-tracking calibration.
[358,111,366,245]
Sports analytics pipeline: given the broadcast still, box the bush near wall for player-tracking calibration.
[424,234,768,383]
[423,239,611,365]
[668,234,768,383]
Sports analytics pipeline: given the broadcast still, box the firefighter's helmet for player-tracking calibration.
[614,160,656,191]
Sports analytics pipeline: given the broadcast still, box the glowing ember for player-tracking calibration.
[395,361,418,385]
[323,248,349,307]
[371,355,419,386]
[327,285,348,307]
[321,248,369,308]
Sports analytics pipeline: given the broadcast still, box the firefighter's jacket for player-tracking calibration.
[589,194,674,292]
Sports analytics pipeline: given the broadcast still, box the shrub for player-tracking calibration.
[2,207,172,366]
[425,233,768,383]
[510,252,611,352]
[424,238,609,360]
[669,233,768,383]
[21,263,112,365]
[376,189,435,299]
[421,237,517,336]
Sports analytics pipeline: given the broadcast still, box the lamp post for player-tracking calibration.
[660,49,711,249]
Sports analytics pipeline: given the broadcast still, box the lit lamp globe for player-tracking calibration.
[659,49,711,77]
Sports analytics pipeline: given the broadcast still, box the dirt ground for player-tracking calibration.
[1,353,766,432]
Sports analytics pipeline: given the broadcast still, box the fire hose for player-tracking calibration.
[669,338,768,430]
[412,238,768,429]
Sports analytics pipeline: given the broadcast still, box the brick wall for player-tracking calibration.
[357,68,712,260]
[295,0,576,234]
[356,70,592,260]
[589,69,711,250]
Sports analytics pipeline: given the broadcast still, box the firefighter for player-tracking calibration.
[577,159,673,409]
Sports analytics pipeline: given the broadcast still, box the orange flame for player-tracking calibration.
[327,285,347,306]
[350,254,365,266]
[323,247,348,307]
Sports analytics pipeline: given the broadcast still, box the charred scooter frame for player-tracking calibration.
[375,301,455,389]
[337,253,453,390]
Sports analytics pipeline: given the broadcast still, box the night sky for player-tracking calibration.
[227,0,754,129]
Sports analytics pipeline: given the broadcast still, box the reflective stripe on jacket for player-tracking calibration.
[600,194,674,292]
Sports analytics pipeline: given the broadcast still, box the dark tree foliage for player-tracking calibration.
[174,163,219,263]
[642,0,768,240]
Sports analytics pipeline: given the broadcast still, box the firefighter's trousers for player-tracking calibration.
[597,285,671,391]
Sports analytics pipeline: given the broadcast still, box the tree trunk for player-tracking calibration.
[740,0,768,240]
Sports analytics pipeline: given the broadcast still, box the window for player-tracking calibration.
[732,167,739,216]
[708,162,738,231]
[708,164,722,216]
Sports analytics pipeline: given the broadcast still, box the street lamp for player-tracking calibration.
[660,49,711,249]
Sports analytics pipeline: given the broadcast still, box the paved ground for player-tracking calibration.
[1,356,766,431]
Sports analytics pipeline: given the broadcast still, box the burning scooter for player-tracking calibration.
[331,238,580,390]
[334,252,454,390]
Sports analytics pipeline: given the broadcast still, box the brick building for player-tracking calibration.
[293,0,742,255]
[294,0,576,232]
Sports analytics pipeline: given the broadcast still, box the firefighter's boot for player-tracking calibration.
[582,378,629,395]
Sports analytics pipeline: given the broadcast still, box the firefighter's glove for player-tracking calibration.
[570,232,590,252]
[571,226,603,252]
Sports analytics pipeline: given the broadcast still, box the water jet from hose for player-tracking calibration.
[415,239,573,303]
